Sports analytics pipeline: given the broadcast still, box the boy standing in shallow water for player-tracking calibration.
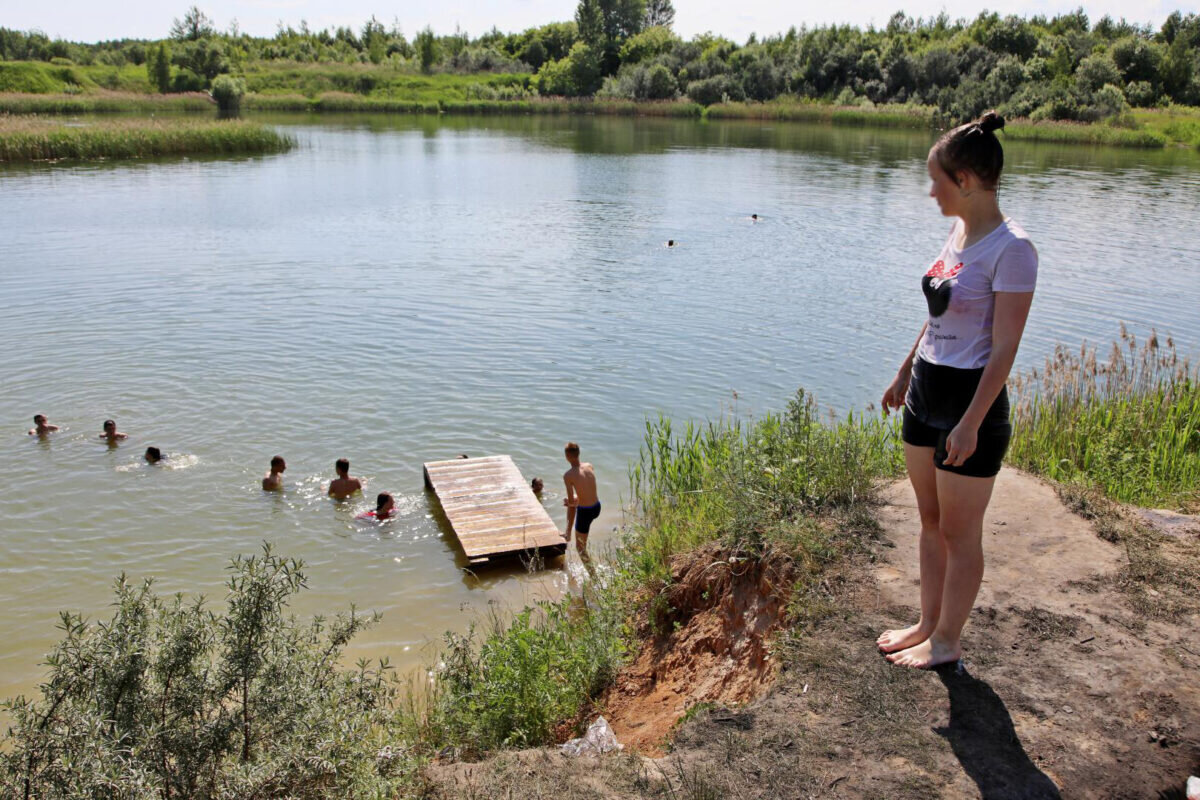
[562,442,600,557]
[262,455,286,491]
[28,414,59,436]
[328,458,363,499]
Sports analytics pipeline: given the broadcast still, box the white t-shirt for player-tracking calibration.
[916,217,1038,370]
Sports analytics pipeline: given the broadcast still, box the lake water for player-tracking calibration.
[2,114,1198,702]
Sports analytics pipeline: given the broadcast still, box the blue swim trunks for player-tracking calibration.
[574,502,601,534]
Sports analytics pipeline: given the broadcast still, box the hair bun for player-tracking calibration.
[978,111,1005,133]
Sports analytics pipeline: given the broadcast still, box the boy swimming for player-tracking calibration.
[328,458,364,499]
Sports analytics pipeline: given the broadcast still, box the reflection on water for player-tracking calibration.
[1,114,1197,703]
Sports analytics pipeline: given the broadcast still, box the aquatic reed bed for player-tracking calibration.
[0,91,213,114]
[1002,119,1168,148]
[1008,326,1200,509]
[705,101,939,128]
[0,115,294,161]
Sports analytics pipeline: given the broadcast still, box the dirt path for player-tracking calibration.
[424,470,1200,799]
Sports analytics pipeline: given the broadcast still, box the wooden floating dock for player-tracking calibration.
[423,455,566,566]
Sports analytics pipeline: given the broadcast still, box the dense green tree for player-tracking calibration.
[416,27,439,73]
[576,0,645,73]
[148,41,171,92]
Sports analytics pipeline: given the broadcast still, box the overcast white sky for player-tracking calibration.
[1,0,1195,44]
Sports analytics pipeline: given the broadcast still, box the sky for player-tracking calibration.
[1,0,1196,44]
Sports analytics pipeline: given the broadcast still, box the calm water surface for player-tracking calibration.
[2,114,1198,701]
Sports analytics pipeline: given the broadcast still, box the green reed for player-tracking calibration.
[0,91,214,114]
[705,100,939,128]
[0,115,294,161]
[1008,326,1200,510]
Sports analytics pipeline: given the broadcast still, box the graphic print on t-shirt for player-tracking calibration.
[922,259,963,317]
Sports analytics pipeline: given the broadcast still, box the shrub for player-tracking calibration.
[536,41,602,97]
[1075,53,1121,92]
[685,73,743,105]
[0,545,413,798]
[210,75,246,111]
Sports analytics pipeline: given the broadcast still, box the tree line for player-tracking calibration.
[2,3,1199,122]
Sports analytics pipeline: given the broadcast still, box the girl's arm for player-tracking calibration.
[882,322,928,415]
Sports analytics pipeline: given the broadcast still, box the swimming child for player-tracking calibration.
[262,455,286,491]
[28,414,60,436]
[531,476,544,495]
[99,419,127,442]
[328,458,364,499]
[357,492,395,520]
[144,447,163,464]
[562,442,600,557]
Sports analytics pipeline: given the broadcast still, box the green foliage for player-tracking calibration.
[644,0,676,30]
[0,545,412,797]
[536,41,602,96]
[423,598,626,754]
[1008,328,1200,509]
[618,25,678,65]
[0,116,293,161]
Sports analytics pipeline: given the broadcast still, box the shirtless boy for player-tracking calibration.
[28,414,60,436]
[328,458,364,499]
[262,455,286,491]
[99,419,127,442]
[562,442,600,556]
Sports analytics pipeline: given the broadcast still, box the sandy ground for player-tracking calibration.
[424,469,1200,799]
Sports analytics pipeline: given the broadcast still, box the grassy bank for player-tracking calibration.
[0,115,294,161]
[0,90,213,114]
[1135,105,1200,150]
[1008,328,1200,510]
[1004,119,1169,147]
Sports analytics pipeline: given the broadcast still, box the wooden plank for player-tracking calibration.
[424,455,565,565]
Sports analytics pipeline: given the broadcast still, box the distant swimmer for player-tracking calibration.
[144,447,163,464]
[357,492,395,520]
[667,240,676,247]
[99,419,127,442]
[531,476,544,495]
[751,213,759,221]
[562,441,600,557]
[262,455,286,491]
[28,414,60,436]
[458,454,470,459]
[328,458,363,499]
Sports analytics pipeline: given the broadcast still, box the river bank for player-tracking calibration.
[0,114,294,161]
[2,86,1198,150]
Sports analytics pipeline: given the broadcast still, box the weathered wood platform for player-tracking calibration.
[423,455,566,566]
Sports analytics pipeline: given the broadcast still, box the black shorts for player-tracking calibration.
[901,358,1011,479]
[574,502,601,534]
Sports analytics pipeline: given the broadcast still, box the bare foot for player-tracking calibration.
[885,636,961,669]
[876,624,932,654]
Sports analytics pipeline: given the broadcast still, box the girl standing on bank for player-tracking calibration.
[878,110,1037,669]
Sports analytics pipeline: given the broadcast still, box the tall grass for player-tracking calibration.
[1003,119,1168,148]
[705,100,939,129]
[0,91,214,114]
[629,390,905,586]
[1008,326,1200,510]
[0,115,294,161]
[1133,105,1200,150]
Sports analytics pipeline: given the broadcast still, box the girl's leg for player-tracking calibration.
[888,469,996,668]
[877,444,945,653]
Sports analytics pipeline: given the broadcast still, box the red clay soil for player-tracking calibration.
[599,544,794,755]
